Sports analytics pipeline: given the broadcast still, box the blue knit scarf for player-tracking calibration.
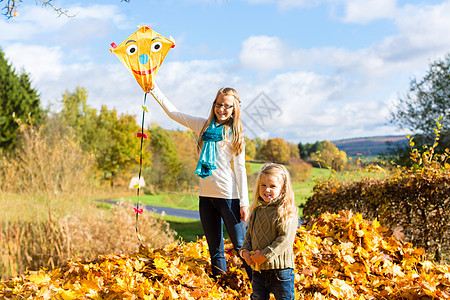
[194,121,226,178]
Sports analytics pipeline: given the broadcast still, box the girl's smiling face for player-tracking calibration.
[258,174,283,203]
[214,94,235,124]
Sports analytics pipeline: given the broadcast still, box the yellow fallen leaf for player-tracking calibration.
[153,257,169,270]
[27,272,51,285]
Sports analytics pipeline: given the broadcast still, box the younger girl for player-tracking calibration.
[149,83,252,279]
[240,163,298,300]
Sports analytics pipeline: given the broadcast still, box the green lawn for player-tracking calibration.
[111,166,378,241]
[113,165,334,217]
[248,161,264,174]
[161,215,204,243]
[117,192,199,211]
[116,167,330,213]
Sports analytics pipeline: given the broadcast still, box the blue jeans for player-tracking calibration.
[251,269,295,300]
[199,196,252,279]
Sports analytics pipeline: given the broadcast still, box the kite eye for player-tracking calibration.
[151,41,162,52]
[126,44,138,56]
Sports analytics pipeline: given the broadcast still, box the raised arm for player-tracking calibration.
[150,84,205,133]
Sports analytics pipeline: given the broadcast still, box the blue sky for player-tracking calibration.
[1,0,450,143]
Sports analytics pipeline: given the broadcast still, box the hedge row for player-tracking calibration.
[303,166,450,262]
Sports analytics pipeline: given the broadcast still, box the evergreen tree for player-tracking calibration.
[0,49,44,150]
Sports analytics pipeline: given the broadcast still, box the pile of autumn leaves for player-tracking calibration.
[1,211,449,299]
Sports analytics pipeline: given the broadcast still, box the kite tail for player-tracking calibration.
[135,92,148,246]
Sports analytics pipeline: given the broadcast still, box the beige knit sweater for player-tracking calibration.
[241,196,298,270]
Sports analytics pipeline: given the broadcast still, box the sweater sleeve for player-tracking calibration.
[260,215,298,261]
[149,84,206,133]
[233,146,249,207]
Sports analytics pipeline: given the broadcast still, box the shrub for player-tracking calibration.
[286,157,312,182]
[304,120,450,262]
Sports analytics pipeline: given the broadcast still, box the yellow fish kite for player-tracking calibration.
[110,26,175,93]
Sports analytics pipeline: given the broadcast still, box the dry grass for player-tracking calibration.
[0,124,176,280]
[0,124,93,199]
[58,201,176,259]
[0,201,176,280]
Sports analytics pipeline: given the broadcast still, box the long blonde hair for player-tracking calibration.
[249,163,298,224]
[197,87,244,155]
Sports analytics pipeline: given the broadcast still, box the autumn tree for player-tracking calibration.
[244,137,256,160]
[300,140,347,171]
[289,142,300,160]
[389,53,450,157]
[94,106,141,187]
[58,87,98,151]
[0,49,44,151]
[332,148,348,171]
[315,141,347,171]
[54,87,142,187]
[146,125,182,190]
[256,138,291,164]
[168,129,198,192]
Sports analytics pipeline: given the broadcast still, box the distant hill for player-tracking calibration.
[332,135,408,157]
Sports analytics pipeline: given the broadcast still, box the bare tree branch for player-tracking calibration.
[2,0,76,18]
[39,0,73,17]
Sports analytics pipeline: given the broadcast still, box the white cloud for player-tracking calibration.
[241,0,450,81]
[242,71,376,141]
[0,4,128,44]
[3,0,448,144]
[154,59,237,118]
[239,36,289,71]
[394,2,450,53]
[236,25,433,142]
[1,3,135,110]
[339,0,397,23]
[4,44,64,82]
[336,0,450,62]
[0,6,65,43]
[3,42,143,117]
[67,4,126,23]
[239,36,399,81]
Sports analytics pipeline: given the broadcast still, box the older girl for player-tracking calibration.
[150,84,251,278]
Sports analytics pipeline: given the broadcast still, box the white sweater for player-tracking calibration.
[150,86,249,207]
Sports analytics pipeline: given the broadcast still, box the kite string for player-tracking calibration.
[134,90,205,245]
[135,92,147,246]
